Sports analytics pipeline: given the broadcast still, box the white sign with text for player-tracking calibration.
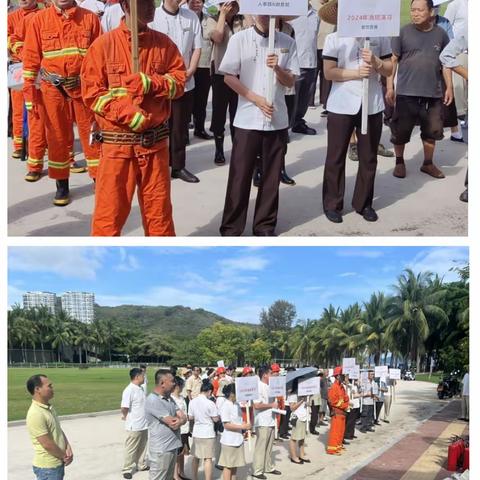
[240,0,308,16]
[338,0,401,38]
[236,376,260,402]
[389,368,401,380]
[298,376,320,396]
[344,365,360,380]
[342,357,356,368]
[375,366,389,378]
[268,376,287,398]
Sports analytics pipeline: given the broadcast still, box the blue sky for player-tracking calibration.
[8,246,468,323]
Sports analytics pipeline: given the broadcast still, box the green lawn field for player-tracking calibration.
[416,373,444,384]
[8,368,153,422]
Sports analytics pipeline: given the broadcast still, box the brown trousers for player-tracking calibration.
[169,90,193,170]
[220,127,288,236]
[323,110,382,213]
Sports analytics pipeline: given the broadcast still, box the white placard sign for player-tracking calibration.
[239,0,308,16]
[235,376,260,402]
[344,365,360,379]
[375,366,389,378]
[328,368,334,378]
[298,377,320,396]
[342,358,356,368]
[337,0,401,38]
[268,376,286,398]
[389,368,401,380]
[217,360,225,368]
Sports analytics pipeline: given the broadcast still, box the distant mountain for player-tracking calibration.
[94,305,256,338]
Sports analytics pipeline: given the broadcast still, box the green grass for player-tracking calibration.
[8,367,154,422]
[416,372,443,384]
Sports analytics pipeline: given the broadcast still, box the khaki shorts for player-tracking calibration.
[290,420,306,441]
[191,437,215,459]
[218,444,246,468]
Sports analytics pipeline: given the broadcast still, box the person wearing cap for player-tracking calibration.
[218,14,300,236]
[326,366,349,455]
[359,370,377,433]
[270,363,285,439]
[150,0,202,184]
[213,367,230,397]
[252,366,281,479]
[320,0,393,224]
[205,1,247,165]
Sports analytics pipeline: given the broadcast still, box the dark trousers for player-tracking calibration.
[310,404,320,433]
[169,90,194,170]
[309,50,332,108]
[323,110,383,213]
[285,95,295,126]
[220,127,288,236]
[279,405,291,436]
[375,401,384,422]
[210,73,238,138]
[360,404,374,430]
[344,408,360,439]
[192,68,211,132]
[292,68,317,128]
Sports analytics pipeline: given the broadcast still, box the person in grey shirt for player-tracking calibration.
[386,0,452,180]
[145,370,188,480]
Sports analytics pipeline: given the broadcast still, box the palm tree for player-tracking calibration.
[360,292,392,365]
[290,320,317,364]
[50,310,74,362]
[386,269,448,372]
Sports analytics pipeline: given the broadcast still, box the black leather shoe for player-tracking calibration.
[194,130,213,140]
[53,179,70,206]
[325,210,343,223]
[280,169,296,185]
[123,474,132,479]
[290,459,303,464]
[292,123,317,135]
[357,206,378,222]
[252,475,267,479]
[253,168,262,187]
[459,189,468,203]
[300,458,311,463]
[214,135,226,165]
[266,470,282,475]
[310,430,320,435]
[171,168,199,183]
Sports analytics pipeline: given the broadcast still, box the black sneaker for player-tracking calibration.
[123,474,133,479]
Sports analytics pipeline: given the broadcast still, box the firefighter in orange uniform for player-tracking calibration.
[9,0,50,181]
[22,0,101,205]
[8,0,43,159]
[81,0,186,236]
[326,366,349,455]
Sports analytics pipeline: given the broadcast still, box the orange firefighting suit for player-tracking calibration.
[327,380,349,454]
[8,5,43,153]
[81,20,186,236]
[22,4,101,179]
[9,3,48,168]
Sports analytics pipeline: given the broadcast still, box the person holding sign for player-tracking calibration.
[81,0,187,236]
[218,14,300,236]
[326,366,349,455]
[386,0,452,180]
[252,366,281,479]
[320,0,393,224]
[286,379,309,464]
[359,370,377,433]
[218,384,251,480]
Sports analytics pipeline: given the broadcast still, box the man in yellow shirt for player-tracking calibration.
[26,374,73,480]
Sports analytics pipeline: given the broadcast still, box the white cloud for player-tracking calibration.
[336,249,384,259]
[406,247,469,282]
[219,255,269,272]
[339,272,357,277]
[223,303,265,323]
[303,286,326,292]
[8,284,24,308]
[9,247,106,280]
[114,248,140,272]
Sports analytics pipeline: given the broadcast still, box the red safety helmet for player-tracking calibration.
[271,363,280,373]
[333,366,342,376]
[242,366,253,375]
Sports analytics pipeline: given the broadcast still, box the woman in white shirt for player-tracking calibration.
[218,384,251,480]
[172,377,190,480]
[188,380,220,480]
[286,381,310,464]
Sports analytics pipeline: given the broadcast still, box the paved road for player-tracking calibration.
[8,380,458,480]
[8,107,467,236]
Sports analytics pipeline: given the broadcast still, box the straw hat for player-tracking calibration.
[319,0,338,25]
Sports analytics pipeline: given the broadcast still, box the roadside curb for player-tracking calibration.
[8,409,119,428]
